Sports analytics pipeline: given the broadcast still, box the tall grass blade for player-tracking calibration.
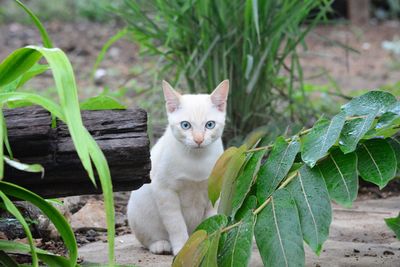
[0,191,39,267]
[15,0,54,48]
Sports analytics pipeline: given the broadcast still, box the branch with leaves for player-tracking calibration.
[173,91,400,267]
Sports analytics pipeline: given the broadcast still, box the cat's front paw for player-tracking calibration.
[149,240,172,255]
[172,241,186,256]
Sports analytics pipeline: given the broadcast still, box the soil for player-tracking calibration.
[1,19,400,265]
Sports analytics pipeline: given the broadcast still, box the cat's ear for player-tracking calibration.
[210,80,229,112]
[162,80,181,113]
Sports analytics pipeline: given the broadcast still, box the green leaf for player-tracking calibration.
[0,181,78,266]
[218,145,247,215]
[201,231,221,267]
[286,165,332,255]
[301,112,346,167]
[0,110,4,178]
[385,213,400,240]
[196,214,228,234]
[17,64,50,88]
[356,139,397,189]
[208,147,238,206]
[80,95,126,110]
[0,191,39,267]
[0,250,18,267]
[0,240,73,267]
[341,91,397,116]
[339,91,398,153]
[234,195,257,221]
[172,230,209,267]
[339,115,376,154]
[388,137,400,174]
[16,0,54,48]
[365,111,400,138]
[4,156,44,177]
[218,213,255,267]
[0,48,42,87]
[256,137,300,203]
[318,148,358,208]
[231,149,265,216]
[255,189,304,267]
[243,126,268,148]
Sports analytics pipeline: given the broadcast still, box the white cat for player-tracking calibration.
[127,80,229,255]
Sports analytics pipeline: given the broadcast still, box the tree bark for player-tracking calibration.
[3,106,151,198]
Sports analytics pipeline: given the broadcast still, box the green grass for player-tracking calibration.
[116,0,334,142]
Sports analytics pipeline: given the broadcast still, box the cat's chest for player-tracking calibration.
[173,153,216,180]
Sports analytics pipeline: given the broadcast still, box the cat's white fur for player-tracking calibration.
[127,80,229,255]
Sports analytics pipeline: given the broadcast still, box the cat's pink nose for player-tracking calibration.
[194,138,204,145]
[193,133,204,145]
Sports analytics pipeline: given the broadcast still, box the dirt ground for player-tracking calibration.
[1,20,400,266]
[78,196,400,266]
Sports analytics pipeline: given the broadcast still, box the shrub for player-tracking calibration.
[116,0,333,141]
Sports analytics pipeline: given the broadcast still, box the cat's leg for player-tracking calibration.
[148,240,172,255]
[204,199,219,218]
[127,185,172,254]
[153,183,189,255]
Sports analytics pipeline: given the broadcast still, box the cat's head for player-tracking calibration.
[162,80,229,149]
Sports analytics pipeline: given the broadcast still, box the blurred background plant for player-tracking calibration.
[0,0,122,23]
[114,0,334,144]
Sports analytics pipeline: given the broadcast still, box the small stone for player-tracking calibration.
[383,250,394,256]
[70,200,107,230]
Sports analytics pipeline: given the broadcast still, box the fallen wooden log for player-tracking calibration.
[3,106,151,198]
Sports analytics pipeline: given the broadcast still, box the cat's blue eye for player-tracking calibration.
[205,120,216,129]
[180,121,191,130]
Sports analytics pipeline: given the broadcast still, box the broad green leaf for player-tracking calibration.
[0,48,42,86]
[4,156,44,177]
[385,213,400,240]
[0,250,18,267]
[208,147,238,206]
[365,111,400,138]
[218,213,255,267]
[0,64,49,93]
[388,137,400,173]
[218,145,247,215]
[339,115,375,154]
[0,191,38,267]
[256,137,300,203]
[196,214,228,234]
[318,148,358,208]
[85,130,115,264]
[301,112,346,167]
[244,126,267,148]
[340,91,397,153]
[17,64,50,88]
[0,181,78,266]
[0,92,64,119]
[27,46,94,182]
[231,149,265,215]
[0,240,72,267]
[16,0,54,48]
[201,231,221,267]
[234,195,257,221]
[1,110,12,159]
[80,95,126,110]
[255,189,304,267]
[173,230,209,267]
[341,91,397,116]
[286,165,332,255]
[356,139,397,189]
